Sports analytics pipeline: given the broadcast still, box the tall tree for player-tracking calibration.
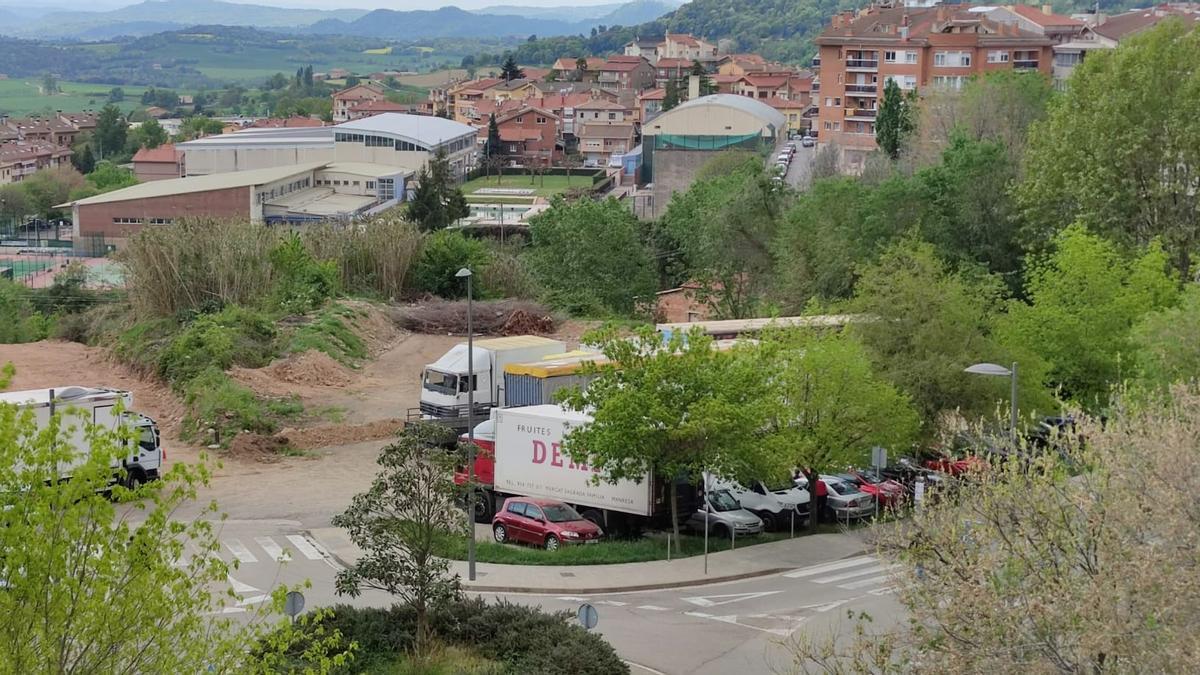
[875,78,917,160]
[1019,20,1200,277]
[303,64,314,88]
[21,166,87,219]
[500,54,524,81]
[93,104,127,159]
[690,59,715,96]
[663,77,681,112]
[485,113,502,158]
[997,226,1178,408]
[575,56,589,81]
[560,327,788,551]
[406,148,469,232]
[331,425,465,656]
[133,117,168,149]
[40,72,58,95]
[1131,285,1200,394]
[71,143,95,175]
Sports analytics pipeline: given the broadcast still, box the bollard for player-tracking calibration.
[790,509,795,538]
[666,533,671,562]
[731,525,736,551]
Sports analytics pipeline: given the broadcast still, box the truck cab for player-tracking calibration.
[122,412,163,487]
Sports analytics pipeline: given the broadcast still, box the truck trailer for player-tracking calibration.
[0,386,164,487]
[457,404,698,535]
[416,336,566,428]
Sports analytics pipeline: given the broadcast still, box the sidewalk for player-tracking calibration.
[309,527,871,594]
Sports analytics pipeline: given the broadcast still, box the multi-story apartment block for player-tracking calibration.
[815,4,1054,171]
[597,56,657,91]
[481,106,563,166]
[331,83,386,122]
[657,33,719,64]
[1052,4,1198,85]
[0,140,73,185]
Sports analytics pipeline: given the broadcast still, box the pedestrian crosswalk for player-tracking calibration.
[215,533,341,570]
[783,555,899,593]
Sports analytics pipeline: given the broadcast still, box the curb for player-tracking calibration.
[460,566,795,595]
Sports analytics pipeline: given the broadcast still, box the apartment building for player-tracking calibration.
[481,106,563,166]
[1052,4,1198,84]
[815,4,1053,171]
[657,33,719,63]
[331,83,387,122]
[0,140,73,185]
[597,56,657,91]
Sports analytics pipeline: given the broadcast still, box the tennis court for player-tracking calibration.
[0,258,53,278]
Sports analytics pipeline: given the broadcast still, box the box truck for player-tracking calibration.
[415,336,566,428]
[0,386,163,487]
[456,404,701,536]
[502,350,608,408]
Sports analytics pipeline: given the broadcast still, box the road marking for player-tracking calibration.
[682,590,784,607]
[636,605,669,611]
[597,600,627,606]
[685,611,712,618]
[285,534,325,561]
[236,594,270,607]
[810,563,899,585]
[869,585,898,596]
[837,573,900,590]
[689,612,798,637]
[623,660,669,675]
[224,539,258,564]
[556,596,587,602]
[795,599,851,613]
[783,555,876,578]
[255,536,291,562]
[228,575,260,594]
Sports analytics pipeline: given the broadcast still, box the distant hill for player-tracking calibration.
[306,2,679,40]
[3,0,370,39]
[475,0,684,25]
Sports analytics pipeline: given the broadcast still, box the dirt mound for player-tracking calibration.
[226,433,289,463]
[392,299,559,336]
[231,350,354,397]
[278,418,406,451]
[341,299,400,355]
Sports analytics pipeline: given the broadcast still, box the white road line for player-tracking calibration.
[236,594,270,607]
[300,534,345,571]
[285,535,324,561]
[810,563,898,585]
[557,596,587,602]
[224,539,258,564]
[255,536,291,562]
[869,585,898,596]
[682,590,784,607]
[636,605,669,611]
[597,600,627,606]
[837,573,899,590]
[227,575,260,594]
[783,555,877,578]
[623,660,669,675]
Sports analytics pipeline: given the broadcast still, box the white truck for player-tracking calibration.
[459,404,703,536]
[0,386,163,487]
[417,336,565,428]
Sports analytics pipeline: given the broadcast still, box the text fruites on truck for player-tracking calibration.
[417,335,566,429]
[0,386,164,487]
[457,404,696,536]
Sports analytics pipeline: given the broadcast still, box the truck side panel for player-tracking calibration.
[492,405,652,516]
[490,341,566,407]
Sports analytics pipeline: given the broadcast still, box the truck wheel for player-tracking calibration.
[493,524,508,544]
[581,509,604,528]
[544,534,560,551]
[473,490,495,524]
[124,468,145,491]
[756,511,777,532]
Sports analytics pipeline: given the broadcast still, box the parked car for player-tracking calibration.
[880,457,949,492]
[711,476,809,531]
[839,469,906,508]
[776,153,792,163]
[492,497,604,551]
[685,488,764,538]
[800,136,816,148]
[818,476,876,521]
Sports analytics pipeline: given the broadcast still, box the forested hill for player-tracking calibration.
[513,0,863,66]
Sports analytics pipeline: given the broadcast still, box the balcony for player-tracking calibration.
[845,108,877,120]
[845,84,878,95]
[811,57,821,67]
[846,59,879,70]
[1013,60,1039,70]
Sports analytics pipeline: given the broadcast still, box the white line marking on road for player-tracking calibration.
[556,596,587,602]
[837,573,899,590]
[869,585,898,595]
[811,563,899,585]
[636,605,669,611]
[299,534,345,570]
[783,555,876,578]
[224,539,258,564]
[682,590,784,607]
[684,611,713,618]
[623,660,669,675]
[597,600,627,606]
[795,598,851,613]
[236,594,270,607]
[228,575,260,594]
[285,534,324,561]
[255,536,291,562]
[217,607,247,615]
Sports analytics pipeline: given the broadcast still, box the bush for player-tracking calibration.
[157,306,278,385]
[181,367,301,441]
[287,303,367,364]
[269,233,338,313]
[304,217,422,300]
[291,599,628,675]
[0,279,51,344]
[412,230,491,299]
[479,242,539,299]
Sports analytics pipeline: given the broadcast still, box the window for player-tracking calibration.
[932,75,967,91]
[506,501,527,516]
[833,121,841,131]
[824,97,833,107]
[515,116,524,123]
[935,51,971,67]
[524,505,544,521]
[884,50,897,63]
[934,52,946,67]
[823,121,832,130]
[1055,52,1081,67]
[833,97,841,106]
[837,73,843,83]
[535,115,546,124]
[987,50,1009,63]
[608,112,617,120]
[366,181,375,189]
[905,51,918,64]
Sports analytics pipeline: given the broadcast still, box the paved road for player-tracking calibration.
[786,144,816,190]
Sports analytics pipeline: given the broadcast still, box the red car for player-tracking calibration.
[837,471,906,508]
[923,455,987,476]
[492,497,604,551]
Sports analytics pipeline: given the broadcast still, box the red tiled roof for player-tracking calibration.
[576,99,629,110]
[350,100,416,113]
[740,74,791,88]
[601,60,646,72]
[607,55,647,63]
[578,122,634,139]
[1090,6,1199,40]
[639,88,666,100]
[132,143,179,163]
[248,116,326,128]
[665,33,703,46]
[1007,4,1084,27]
[498,128,545,142]
[764,96,807,109]
[655,58,693,70]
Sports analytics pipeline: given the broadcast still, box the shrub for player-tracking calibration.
[157,306,278,385]
[269,233,339,313]
[181,367,301,441]
[287,303,367,364]
[0,279,51,344]
[412,230,491,299]
[479,243,538,300]
[304,217,422,300]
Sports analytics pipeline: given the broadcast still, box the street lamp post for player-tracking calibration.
[456,267,476,582]
[964,362,1018,443]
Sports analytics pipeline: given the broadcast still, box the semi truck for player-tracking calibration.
[0,386,164,487]
[456,404,699,535]
[502,350,607,408]
[416,336,566,428]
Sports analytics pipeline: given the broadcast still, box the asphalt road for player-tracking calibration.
[785,143,816,190]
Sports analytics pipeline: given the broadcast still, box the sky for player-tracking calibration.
[59,0,634,9]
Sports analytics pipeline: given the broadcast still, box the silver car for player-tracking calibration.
[819,475,876,521]
[686,489,764,538]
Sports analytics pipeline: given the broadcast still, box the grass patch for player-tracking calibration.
[180,367,302,443]
[435,530,811,565]
[286,303,368,365]
[382,646,502,675]
[462,174,590,199]
[0,79,149,116]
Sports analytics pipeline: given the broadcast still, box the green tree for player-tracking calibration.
[0,183,30,226]
[85,161,138,192]
[412,230,491,298]
[71,142,95,175]
[997,226,1178,407]
[875,78,917,160]
[663,77,681,111]
[1131,285,1200,393]
[561,327,787,551]
[690,59,715,95]
[575,56,589,80]
[659,155,784,318]
[331,425,465,656]
[107,86,124,103]
[500,54,524,81]
[132,117,168,149]
[406,148,469,232]
[178,116,224,141]
[485,113,502,158]
[40,72,58,95]
[21,166,87,219]
[94,104,127,159]
[851,239,1051,428]
[526,197,656,316]
[0,396,350,671]
[263,73,289,91]
[1019,20,1200,277]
